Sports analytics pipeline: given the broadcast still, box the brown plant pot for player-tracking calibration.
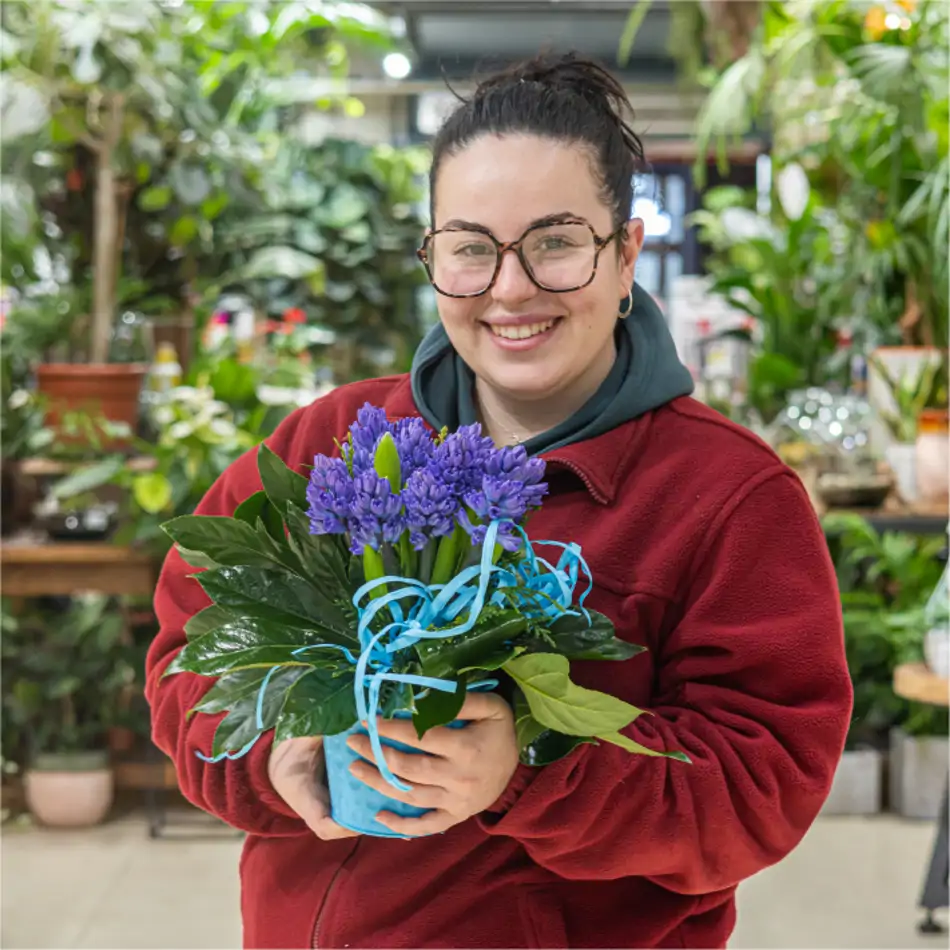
[36,363,147,444]
[24,751,114,828]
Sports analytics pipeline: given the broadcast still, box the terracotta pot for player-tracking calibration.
[24,751,114,828]
[36,363,147,440]
[916,409,949,505]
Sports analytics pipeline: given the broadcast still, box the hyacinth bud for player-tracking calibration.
[373,432,402,492]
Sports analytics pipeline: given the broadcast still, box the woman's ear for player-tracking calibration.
[618,217,644,292]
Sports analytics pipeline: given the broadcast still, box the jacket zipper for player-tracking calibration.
[545,456,610,504]
[312,840,361,949]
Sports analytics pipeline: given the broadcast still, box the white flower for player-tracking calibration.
[168,420,195,440]
[7,389,30,409]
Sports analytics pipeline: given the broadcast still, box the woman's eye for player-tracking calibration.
[455,243,493,257]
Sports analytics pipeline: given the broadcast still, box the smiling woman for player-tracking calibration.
[147,50,852,950]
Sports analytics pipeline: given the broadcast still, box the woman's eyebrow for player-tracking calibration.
[441,211,583,232]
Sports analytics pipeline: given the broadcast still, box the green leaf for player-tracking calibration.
[284,505,351,592]
[514,690,596,766]
[258,443,308,513]
[234,490,285,541]
[245,246,325,280]
[597,730,691,763]
[132,472,172,514]
[210,668,308,758]
[196,565,357,646]
[503,653,645,737]
[546,611,644,662]
[185,605,238,641]
[191,667,302,717]
[51,456,125,500]
[178,548,221,569]
[413,674,466,738]
[417,612,527,680]
[139,185,172,211]
[275,667,358,740]
[163,515,288,570]
[167,619,319,677]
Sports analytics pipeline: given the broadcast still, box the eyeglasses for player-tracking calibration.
[417,218,625,298]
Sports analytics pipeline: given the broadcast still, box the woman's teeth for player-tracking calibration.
[489,319,556,340]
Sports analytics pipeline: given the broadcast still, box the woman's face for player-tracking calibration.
[430,134,643,406]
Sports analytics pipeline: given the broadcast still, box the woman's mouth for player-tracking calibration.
[484,318,562,350]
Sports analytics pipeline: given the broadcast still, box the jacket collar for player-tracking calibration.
[384,375,645,507]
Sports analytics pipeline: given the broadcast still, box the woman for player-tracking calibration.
[147,52,852,950]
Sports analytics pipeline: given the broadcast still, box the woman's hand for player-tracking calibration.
[268,735,359,840]
[346,691,519,836]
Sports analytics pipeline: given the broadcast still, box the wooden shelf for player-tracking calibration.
[894,663,950,708]
[114,758,179,791]
[18,457,156,476]
[0,537,157,597]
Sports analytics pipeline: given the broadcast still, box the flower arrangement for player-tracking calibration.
[163,405,688,836]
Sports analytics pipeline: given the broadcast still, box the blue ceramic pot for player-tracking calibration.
[324,712,464,838]
[324,681,497,838]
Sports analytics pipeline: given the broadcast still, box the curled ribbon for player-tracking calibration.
[195,518,593,784]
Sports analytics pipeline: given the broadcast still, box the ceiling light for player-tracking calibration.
[383,52,412,80]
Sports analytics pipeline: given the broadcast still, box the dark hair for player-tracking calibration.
[430,51,647,227]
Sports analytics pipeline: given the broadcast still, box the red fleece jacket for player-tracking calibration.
[146,375,852,950]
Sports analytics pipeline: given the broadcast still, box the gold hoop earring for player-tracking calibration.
[618,289,634,319]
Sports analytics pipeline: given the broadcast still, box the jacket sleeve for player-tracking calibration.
[145,409,317,837]
[478,470,853,893]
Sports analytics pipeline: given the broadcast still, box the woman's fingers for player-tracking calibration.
[374,808,456,837]
[348,757,445,809]
[347,733,447,788]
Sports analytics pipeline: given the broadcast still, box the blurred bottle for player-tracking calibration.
[148,341,182,395]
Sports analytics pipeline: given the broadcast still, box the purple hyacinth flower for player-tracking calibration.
[306,456,354,536]
[433,423,496,496]
[346,470,404,553]
[394,416,436,473]
[344,403,396,473]
[485,445,548,508]
[402,468,460,550]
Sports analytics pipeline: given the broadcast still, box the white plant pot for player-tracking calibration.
[924,627,950,680]
[889,728,949,820]
[821,748,883,816]
[885,442,918,504]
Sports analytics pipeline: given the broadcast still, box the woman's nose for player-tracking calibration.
[490,248,538,305]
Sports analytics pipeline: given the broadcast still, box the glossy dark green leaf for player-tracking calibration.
[191,666,303,717]
[520,729,598,766]
[168,619,317,676]
[258,443,308,513]
[275,667,358,740]
[163,514,287,570]
[417,612,527,680]
[234,490,285,541]
[546,610,645,662]
[284,504,352,593]
[413,674,466,739]
[197,566,357,645]
[210,667,307,758]
[184,604,238,641]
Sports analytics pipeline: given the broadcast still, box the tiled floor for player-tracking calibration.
[2,810,946,949]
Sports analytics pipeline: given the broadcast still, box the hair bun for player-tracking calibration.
[474,51,627,113]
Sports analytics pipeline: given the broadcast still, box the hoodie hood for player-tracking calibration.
[410,283,694,456]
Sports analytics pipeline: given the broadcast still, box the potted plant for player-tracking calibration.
[868,353,945,503]
[824,512,947,818]
[2,594,134,827]
[1,0,396,432]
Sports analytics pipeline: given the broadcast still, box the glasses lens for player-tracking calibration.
[428,230,498,296]
[522,223,597,291]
